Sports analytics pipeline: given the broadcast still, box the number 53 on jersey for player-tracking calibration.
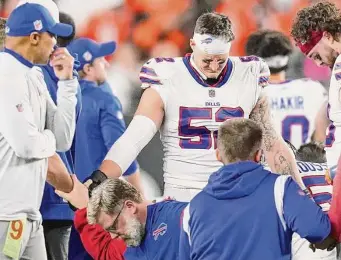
[178,106,244,149]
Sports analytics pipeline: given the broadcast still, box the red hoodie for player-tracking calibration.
[74,208,127,260]
[328,155,341,242]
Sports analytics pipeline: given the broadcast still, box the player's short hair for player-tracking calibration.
[57,12,76,47]
[245,30,293,73]
[0,18,6,51]
[87,179,143,224]
[295,142,326,163]
[194,12,235,42]
[217,118,263,163]
[291,1,341,44]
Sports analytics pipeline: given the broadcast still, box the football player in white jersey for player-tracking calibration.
[291,2,341,170]
[246,30,327,149]
[292,143,336,260]
[84,12,306,202]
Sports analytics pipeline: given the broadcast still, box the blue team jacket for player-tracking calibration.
[39,65,82,220]
[75,80,138,181]
[179,161,331,260]
[125,200,187,260]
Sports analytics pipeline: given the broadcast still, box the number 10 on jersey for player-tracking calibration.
[178,106,244,149]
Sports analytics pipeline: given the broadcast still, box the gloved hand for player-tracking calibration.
[87,170,108,197]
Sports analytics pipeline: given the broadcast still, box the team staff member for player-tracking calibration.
[21,2,80,259]
[0,17,5,50]
[67,38,143,192]
[0,3,78,259]
[179,118,332,260]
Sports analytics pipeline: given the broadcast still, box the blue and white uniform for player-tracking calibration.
[140,54,270,201]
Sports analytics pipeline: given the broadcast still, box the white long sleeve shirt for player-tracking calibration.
[0,49,78,221]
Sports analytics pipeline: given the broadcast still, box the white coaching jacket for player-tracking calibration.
[0,49,78,221]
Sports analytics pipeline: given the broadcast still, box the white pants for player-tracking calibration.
[292,233,337,260]
[163,184,202,202]
[0,219,47,260]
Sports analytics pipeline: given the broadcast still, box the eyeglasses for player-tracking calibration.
[107,203,125,233]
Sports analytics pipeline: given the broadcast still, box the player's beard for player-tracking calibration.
[122,216,145,247]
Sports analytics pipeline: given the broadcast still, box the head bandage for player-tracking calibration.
[263,55,289,69]
[193,33,231,55]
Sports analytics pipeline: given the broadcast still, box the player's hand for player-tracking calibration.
[50,47,74,81]
[309,235,338,252]
[87,170,108,197]
[55,174,91,210]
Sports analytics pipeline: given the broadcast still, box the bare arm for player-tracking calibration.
[100,88,164,177]
[249,93,306,190]
[47,153,73,193]
[312,101,330,144]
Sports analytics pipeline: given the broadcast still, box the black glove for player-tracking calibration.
[87,170,107,197]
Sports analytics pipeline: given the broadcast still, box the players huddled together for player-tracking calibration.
[1,0,341,260]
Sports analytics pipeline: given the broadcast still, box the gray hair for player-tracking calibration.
[217,118,263,163]
[0,18,6,51]
[194,12,235,42]
[87,178,143,224]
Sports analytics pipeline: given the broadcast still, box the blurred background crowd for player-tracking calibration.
[1,0,339,199]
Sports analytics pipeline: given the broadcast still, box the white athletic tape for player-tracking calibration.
[193,33,231,55]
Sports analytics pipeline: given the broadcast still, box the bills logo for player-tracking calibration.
[153,223,167,241]
[201,37,213,44]
[33,20,43,31]
[16,104,24,112]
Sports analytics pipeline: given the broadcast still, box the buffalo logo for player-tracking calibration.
[153,223,167,241]
[201,37,213,44]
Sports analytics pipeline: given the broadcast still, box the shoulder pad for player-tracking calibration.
[139,57,178,88]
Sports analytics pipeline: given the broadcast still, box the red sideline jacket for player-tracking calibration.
[74,208,127,260]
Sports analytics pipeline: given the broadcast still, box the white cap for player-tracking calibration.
[16,0,60,22]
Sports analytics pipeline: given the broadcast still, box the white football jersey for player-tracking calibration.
[292,161,335,260]
[139,54,270,189]
[325,54,341,169]
[264,79,326,149]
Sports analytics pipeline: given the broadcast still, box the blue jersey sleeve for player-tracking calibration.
[179,205,191,260]
[283,178,331,243]
[100,95,138,176]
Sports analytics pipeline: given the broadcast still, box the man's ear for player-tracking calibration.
[29,32,40,46]
[322,31,334,44]
[189,39,195,52]
[83,63,92,74]
[254,150,262,163]
[125,200,137,214]
[216,149,223,163]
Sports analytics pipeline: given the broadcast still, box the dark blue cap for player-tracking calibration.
[6,3,73,37]
[67,38,116,70]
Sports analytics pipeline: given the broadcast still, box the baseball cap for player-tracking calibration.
[6,3,72,37]
[16,0,59,22]
[67,38,116,70]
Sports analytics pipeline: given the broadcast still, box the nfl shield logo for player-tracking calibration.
[33,20,43,31]
[208,89,215,97]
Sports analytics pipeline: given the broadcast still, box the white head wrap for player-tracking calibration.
[263,55,289,69]
[193,33,231,55]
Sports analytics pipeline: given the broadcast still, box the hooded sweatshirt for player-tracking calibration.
[179,161,330,260]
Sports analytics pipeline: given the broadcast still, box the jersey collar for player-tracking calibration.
[4,48,33,68]
[182,53,233,88]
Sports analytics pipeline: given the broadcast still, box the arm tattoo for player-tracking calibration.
[273,152,292,175]
[250,94,297,176]
[249,94,279,152]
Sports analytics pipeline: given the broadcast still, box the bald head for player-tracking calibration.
[0,18,6,51]
[217,118,263,164]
